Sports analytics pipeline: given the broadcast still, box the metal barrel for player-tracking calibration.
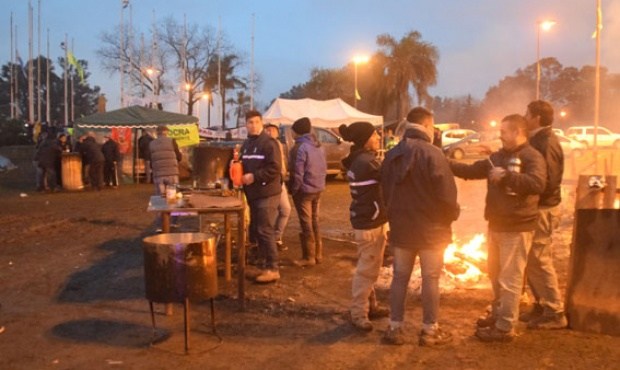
[142,233,218,303]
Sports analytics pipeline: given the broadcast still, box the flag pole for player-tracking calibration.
[37,0,42,123]
[71,38,75,122]
[28,0,35,124]
[120,1,125,108]
[46,28,50,123]
[10,12,15,119]
[15,25,20,119]
[593,0,601,173]
[64,33,68,126]
[250,13,255,110]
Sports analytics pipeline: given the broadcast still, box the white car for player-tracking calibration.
[441,129,477,147]
[565,126,620,148]
[556,134,586,157]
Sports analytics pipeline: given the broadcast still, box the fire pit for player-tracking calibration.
[142,232,219,353]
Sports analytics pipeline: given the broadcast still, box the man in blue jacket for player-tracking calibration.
[288,117,327,267]
[381,107,460,346]
[241,110,283,283]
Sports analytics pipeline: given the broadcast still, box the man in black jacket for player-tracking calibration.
[450,114,547,343]
[241,110,283,283]
[381,107,460,346]
[102,135,121,188]
[80,133,105,191]
[521,100,567,329]
[340,121,389,331]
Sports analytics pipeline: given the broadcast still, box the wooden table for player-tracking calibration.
[147,192,247,309]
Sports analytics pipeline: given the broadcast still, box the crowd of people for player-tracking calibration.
[237,100,566,346]
[32,126,121,192]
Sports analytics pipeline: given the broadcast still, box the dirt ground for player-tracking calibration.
[0,146,619,370]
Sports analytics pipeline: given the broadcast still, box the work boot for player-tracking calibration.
[368,305,390,320]
[315,239,323,264]
[351,316,373,332]
[419,327,453,346]
[255,269,280,283]
[293,258,316,267]
[475,326,514,343]
[476,311,496,328]
[519,303,543,322]
[382,325,405,345]
[527,312,568,330]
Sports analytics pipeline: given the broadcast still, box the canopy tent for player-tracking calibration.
[263,98,383,128]
[74,105,199,183]
[74,105,198,129]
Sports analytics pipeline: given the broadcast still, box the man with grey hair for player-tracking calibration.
[381,107,460,346]
[149,125,182,196]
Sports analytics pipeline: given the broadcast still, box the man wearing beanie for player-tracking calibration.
[289,117,327,267]
[340,121,390,331]
[241,110,283,283]
[381,107,460,346]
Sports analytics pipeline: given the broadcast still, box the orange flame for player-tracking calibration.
[443,233,487,283]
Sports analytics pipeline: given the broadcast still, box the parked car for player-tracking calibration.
[441,129,477,147]
[279,124,352,178]
[556,134,586,157]
[552,128,565,136]
[443,131,502,160]
[565,126,620,148]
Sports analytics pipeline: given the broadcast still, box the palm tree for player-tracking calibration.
[226,90,251,128]
[376,31,439,120]
[205,54,246,129]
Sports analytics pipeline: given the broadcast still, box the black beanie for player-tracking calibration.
[292,117,312,135]
[339,121,375,147]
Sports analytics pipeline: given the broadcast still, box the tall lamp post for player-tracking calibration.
[536,20,556,100]
[353,55,369,109]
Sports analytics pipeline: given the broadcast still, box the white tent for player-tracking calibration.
[263,98,383,128]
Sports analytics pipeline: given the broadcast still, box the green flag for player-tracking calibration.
[67,51,85,84]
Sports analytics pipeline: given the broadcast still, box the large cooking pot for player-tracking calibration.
[142,232,218,303]
[193,144,235,188]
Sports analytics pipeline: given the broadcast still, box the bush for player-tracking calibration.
[0,119,32,146]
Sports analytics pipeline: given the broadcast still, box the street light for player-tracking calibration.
[353,55,369,109]
[536,20,556,100]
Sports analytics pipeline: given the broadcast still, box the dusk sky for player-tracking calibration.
[2,0,619,115]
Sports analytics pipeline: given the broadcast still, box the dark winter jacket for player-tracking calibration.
[102,139,121,164]
[35,136,62,169]
[80,136,105,165]
[241,130,282,201]
[529,126,563,207]
[149,136,181,178]
[138,133,154,160]
[381,128,460,250]
[288,134,327,196]
[342,147,387,230]
[450,142,547,232]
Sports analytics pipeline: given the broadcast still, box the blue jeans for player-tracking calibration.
[488,230,533,332]
[292,191,322,260]
[249,194,280,270]
[274,183,292,242]
[389,247,444,326]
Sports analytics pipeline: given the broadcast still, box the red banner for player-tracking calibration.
[110,127,133,155]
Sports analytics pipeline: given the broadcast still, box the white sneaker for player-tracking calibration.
[255,269,280,283]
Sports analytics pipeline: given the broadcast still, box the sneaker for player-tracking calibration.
[351,316,373,332]
[368,305,390,320]
[475,326,514,343]
[293,258,316,267]
[255,269,280,283]
[383,325,405,345]
[476,311,496,328]
[244,266,264,280]
[519,304,543,322]
[419,327,453,346]
[527,312,567,330]
[276,239,288,251]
